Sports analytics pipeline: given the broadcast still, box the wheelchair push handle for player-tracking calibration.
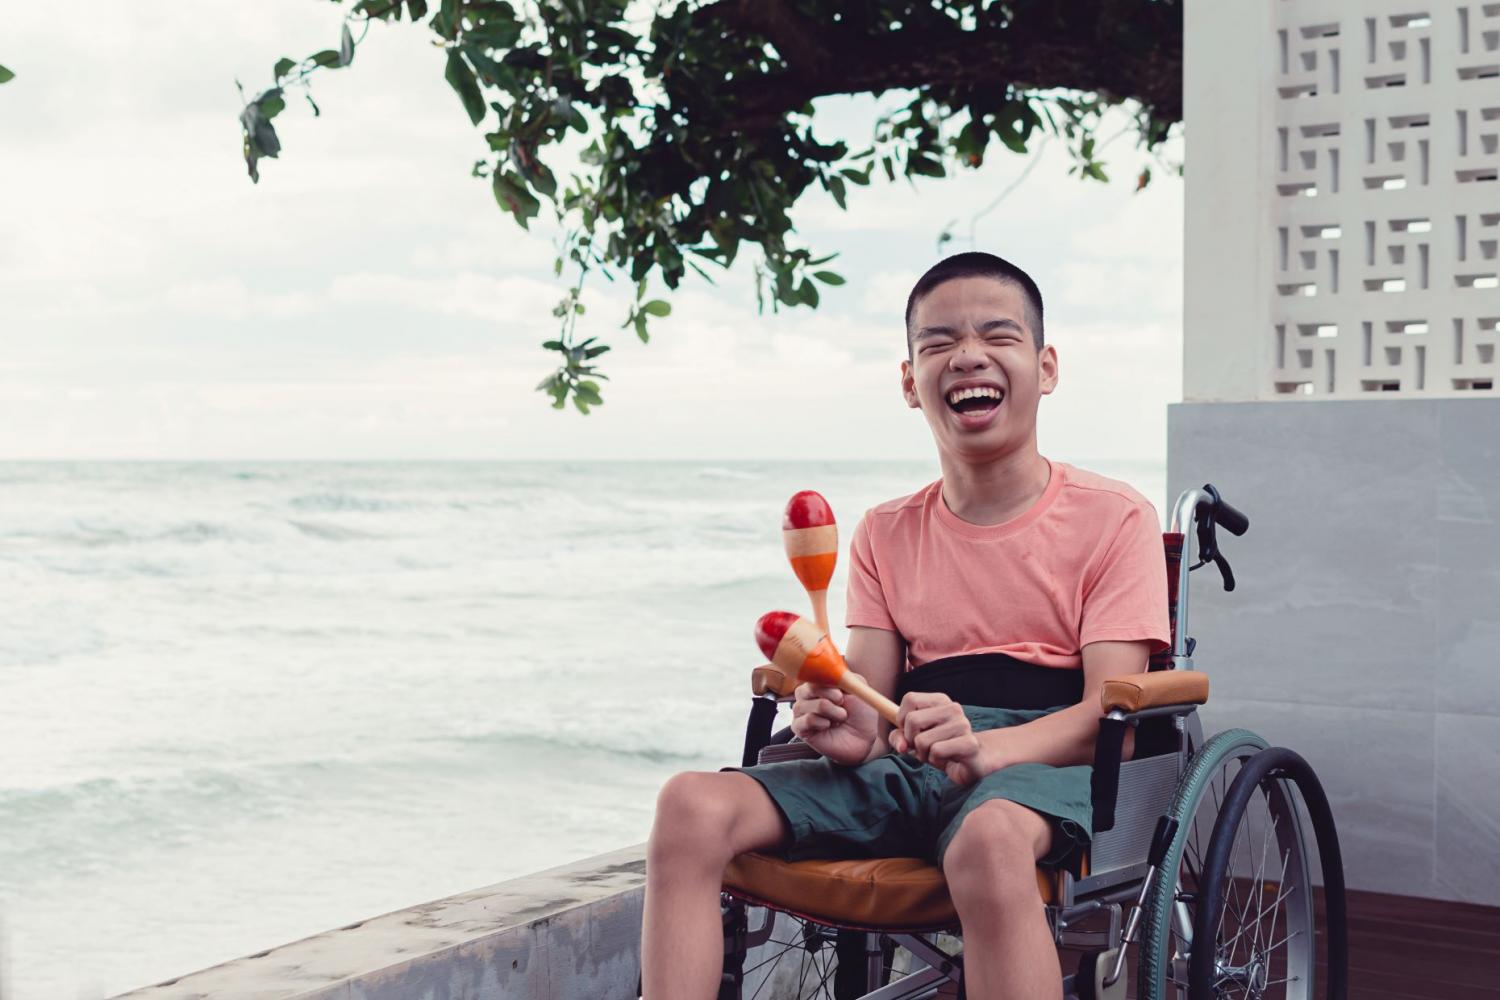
[1203,485,1249,537]
[1171,483,1250,606]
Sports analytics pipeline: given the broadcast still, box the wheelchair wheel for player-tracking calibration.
[721,900,916,1000]
[1189,747,1347,1000]
[1137,728,1267,1000]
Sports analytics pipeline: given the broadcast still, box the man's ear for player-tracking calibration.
[1038,345,1059,396]
[900,359,921,408]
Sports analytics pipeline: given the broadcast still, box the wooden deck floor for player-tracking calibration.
[1327,888,1500,1000]
[1057,887,1500,999]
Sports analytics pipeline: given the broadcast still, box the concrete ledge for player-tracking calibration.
[115,845,646,1000]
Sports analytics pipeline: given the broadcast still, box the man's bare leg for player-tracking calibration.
[641,771,788,1000]
[942,799,1062,1000]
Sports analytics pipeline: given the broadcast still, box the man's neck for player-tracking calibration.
[938,446,1052,527]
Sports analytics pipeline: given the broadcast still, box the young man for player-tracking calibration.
[642,252,1169,999]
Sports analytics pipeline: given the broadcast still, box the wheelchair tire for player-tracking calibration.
[719,900,895,1000]
[1137,728,1268,1000]
[1189,747,1347,1000]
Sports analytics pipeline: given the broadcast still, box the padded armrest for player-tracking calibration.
[1100,670,1208,714]
[752,664,798,698]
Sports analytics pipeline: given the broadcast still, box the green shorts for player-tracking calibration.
[731,705,1091,872]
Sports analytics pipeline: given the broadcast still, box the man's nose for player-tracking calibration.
[947,339,990,370]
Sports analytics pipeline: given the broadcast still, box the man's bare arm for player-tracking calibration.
[843,625,905,762]
[972,640,1151,772]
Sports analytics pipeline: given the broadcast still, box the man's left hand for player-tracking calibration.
[888,691,993,785]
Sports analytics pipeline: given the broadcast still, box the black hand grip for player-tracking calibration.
[1148,815,1180,868]
[1203,484,1249,536]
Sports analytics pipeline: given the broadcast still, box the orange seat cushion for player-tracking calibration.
[722,853,1064,931]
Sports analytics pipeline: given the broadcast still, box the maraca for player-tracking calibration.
[783,491,837,635]
[754,611,900,725]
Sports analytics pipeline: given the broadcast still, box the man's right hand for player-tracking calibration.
[790,676,879,766]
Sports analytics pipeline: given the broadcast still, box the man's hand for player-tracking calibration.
[889,691,992,785]
[791,678,879,766]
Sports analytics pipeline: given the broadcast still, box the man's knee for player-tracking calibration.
[649,771,748,866]
[942,800,1049,904]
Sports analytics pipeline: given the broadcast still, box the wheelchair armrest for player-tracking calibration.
[743,664,798,767]
[1091,672,1207,835]
[1100,670,1208,715]
[752,664,798,698]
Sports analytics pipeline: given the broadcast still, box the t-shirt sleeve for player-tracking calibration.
[1079,500,1171,653]
[845,513,898,631]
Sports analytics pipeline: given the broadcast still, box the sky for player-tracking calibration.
[0,4,1185,462]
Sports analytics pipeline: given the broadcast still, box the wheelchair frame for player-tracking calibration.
[720,486,1349,1000]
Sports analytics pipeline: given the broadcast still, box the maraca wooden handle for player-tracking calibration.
[806,589,829,637]
[838,671,901,726]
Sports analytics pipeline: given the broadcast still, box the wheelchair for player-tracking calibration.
[719,486,1349,1000]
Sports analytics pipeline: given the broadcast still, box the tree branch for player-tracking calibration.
[685,1,1182,134]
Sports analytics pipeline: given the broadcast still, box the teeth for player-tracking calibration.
[946,386,1004,405]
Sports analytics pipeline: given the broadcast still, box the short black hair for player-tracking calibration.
[904,252,1045,352]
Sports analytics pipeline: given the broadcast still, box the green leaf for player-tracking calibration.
[445,50,485,125]
[633,315,650,343]
[339,24,355,67]
[406,0,428,18]
[257,89,286,120]
[798,280,820,308]
[254,121,281,158]
[0,64,13,84]
[310,49,343,68]
[492,171,540,227]
[812,270,845,285]
[827,174,847,210]
[641,299,671,317]
[434,0,461,36]
[305,93,321,116]
[273,57,296,79]
[907,154,945,178]
[575,381,604,405]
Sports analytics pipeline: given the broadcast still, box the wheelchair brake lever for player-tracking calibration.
[1214,551,1236,592]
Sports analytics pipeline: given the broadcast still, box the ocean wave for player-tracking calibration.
[695,466,764,482]
[287,493,407,513]
[286,519,384,542]
[1,519,254,549]
[422,728,714,765]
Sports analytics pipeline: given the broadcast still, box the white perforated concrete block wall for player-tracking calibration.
[1185,0,1499,402]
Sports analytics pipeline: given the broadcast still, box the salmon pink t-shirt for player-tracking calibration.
[845,460,1170,670]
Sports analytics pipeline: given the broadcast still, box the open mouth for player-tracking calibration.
[945,384,1005,421]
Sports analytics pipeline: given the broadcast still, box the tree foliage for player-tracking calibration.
[240,0,1182,413]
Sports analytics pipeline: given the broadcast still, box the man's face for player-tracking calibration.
[901,276,1058,462]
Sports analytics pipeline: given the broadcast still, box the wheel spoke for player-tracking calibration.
[1263,927,1305,954]
[1221,881,1298,956]
[742,936,809,979]
[1262,843,1293,969]
[1250,797,1280,961]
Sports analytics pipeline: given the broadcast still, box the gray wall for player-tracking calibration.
[1168,397,1500,905]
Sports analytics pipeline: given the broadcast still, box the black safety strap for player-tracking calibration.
[1091,717,1130,833]
[742,696,779,768]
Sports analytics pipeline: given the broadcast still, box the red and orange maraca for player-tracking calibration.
[752,491,901,725]
[782,490,837,634]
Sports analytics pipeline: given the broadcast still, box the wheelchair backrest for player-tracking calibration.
[1151,532,1186,673]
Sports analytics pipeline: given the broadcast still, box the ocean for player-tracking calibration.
[0,459,1165,997]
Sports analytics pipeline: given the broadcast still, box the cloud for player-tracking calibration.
[0,5,1185,463]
